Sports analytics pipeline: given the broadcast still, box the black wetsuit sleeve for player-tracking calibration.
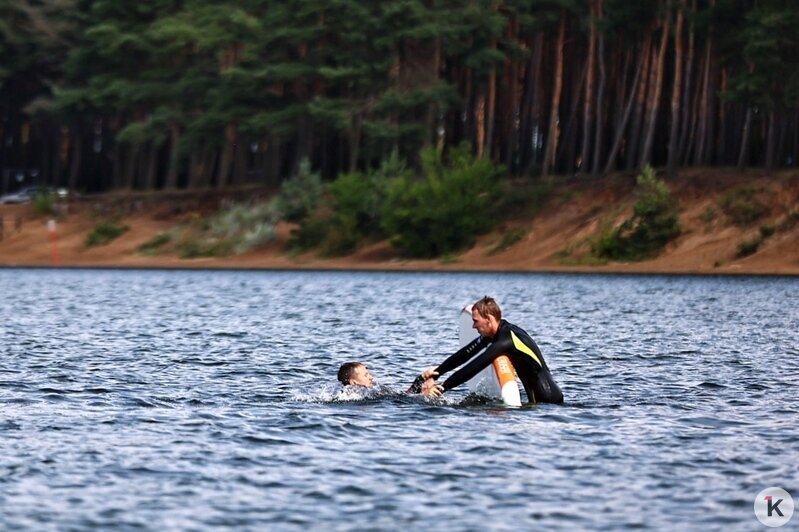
[442,335,513,391]
[434,336,490,376]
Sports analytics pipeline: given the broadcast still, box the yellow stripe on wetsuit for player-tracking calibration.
[510,330,543,368]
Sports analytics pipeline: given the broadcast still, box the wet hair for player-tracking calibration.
[337,362,363,385]
[472,296,502,321]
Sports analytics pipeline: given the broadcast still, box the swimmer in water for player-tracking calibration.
[337,361,376,387]
[337,362,438,396]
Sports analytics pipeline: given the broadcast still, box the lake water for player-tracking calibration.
[0,268,797,530]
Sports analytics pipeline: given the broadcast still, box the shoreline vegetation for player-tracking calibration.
[3,3,799,277]
[1,168,797,276]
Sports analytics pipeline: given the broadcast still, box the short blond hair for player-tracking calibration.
[473,296,501,320]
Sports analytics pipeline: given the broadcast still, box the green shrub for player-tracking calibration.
[322,213,360,256]
[330,151,409,241]
[381,144,503,258]
[287,212,331,252]
[759,224,775,238]
[32,193,56,217]
[86,221,129,247]
[275,159,324,223]
[208,202,277,254]
[719,186,770,226]
[737,236,762,257]
[699,206,716,224]
[176,201,277,258]
[178,238,234,259]
[593,166,680,261]
[138,232,172,254]
[489,228,526,255]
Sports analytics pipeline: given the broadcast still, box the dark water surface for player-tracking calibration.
[1,268,797,530]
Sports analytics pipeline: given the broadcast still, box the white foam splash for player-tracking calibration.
[290,383,460,406]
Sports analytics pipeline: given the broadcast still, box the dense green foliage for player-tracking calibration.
[137,232,172,255]
[31,193,57,217]
[274,160,324,223]
[381,145,503,258]
[86,220,128,247]
[177,201,277,257]
[718,186,770,226]
[326,151,411,250]
[283,146,503,258]
[593,166,681,261]
[737,236,762,258]
[4,0,799,197]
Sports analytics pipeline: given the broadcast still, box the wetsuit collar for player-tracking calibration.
[490,319,508,340]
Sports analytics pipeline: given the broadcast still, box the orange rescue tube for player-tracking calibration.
[493,355,521,406]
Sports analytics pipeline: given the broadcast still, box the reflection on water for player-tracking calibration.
[1,269,797,530]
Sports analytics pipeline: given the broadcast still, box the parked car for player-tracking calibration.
[0,186,69,204]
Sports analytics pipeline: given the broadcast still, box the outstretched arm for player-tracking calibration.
[433,335,490,376]
[418,336,491,398]
[441,337,511,392]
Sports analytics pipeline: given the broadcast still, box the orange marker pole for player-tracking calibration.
[47,219,60,266]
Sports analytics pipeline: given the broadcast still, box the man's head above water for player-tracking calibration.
[337,361,437,395]
[337,362,375,387]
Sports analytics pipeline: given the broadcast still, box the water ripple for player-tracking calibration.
[0,269,796,530]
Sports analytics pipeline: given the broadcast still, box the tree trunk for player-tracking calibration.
[542,11,567,178]
[776,109,789,168]
[112,142,123,189]
[216,122,237,187]
[717,68,728,164]
[165,122,181,189]
[666,0,685,176]
[703,39,719,165]
[464,66,475,149]
[558,59,588,173]
[294,113,312,176]
[639,3,672,169]
[737,107,753,169]
[265,134,281,187]
[591,0,606,176]
[579,0,597,176]
[504,15,521,173]
[611,48,632,146]
[123,144,139,189]
[625,38,653,170]
[605,36,649,174]
[232,140,247,185]
[348,113,362,172]
[485,40,497,159]
[520,32,543,173]
[67,131,82,192]
[765,110,778,171]
[475,93,486,158]
[425,37,442,150]
[206,149,218,187]
[678,0,696,164]
[190,149,200,189]
[145,141,159,190]
[694,25,712,165]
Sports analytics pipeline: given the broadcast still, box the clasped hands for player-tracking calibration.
[419,367,444,398]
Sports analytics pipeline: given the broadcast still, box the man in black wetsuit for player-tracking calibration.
[421,296,563,404]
